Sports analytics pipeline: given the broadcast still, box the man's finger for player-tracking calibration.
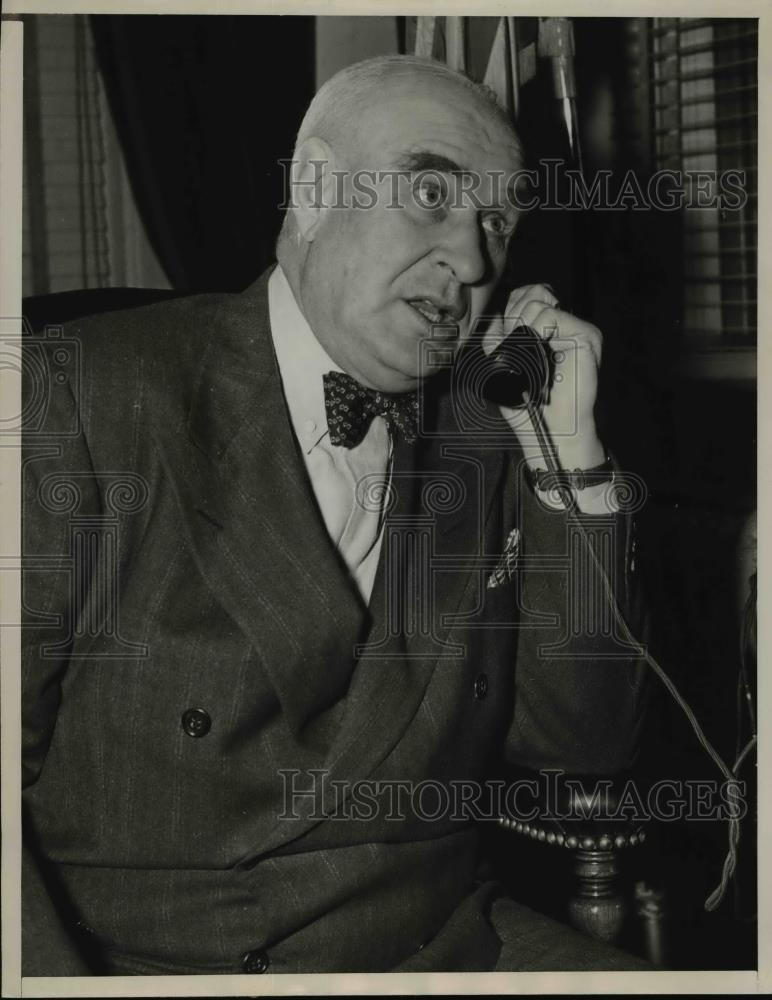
[518,301,561,337]
[505,283,559,318]
[513,305,603,363]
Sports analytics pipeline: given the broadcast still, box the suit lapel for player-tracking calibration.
[329,417,507,768]
[151,271,366,735]
[258,386,509,850]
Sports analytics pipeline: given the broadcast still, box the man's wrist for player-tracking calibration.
[532,480,620,514]
[525,456,614,493]
[525,435,620,514]
[548,431,606,472]
[513,429,606,474]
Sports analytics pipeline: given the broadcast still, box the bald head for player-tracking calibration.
[295,54,521,164]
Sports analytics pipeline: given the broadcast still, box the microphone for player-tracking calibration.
[538,17,583,171]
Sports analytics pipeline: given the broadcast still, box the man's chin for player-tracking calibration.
[381,345,461,393]
[358,333,461,393]
[373,365,447,395]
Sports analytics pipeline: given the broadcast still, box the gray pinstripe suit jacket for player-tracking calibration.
[21,268,649,975]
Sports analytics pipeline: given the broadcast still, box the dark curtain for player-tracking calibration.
[90,15,315,293]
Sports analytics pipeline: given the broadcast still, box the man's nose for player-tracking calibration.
[433,211,488,286]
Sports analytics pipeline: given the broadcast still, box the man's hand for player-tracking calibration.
[482,283,606,473]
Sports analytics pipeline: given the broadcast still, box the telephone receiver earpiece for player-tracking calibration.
[481,324,552,408]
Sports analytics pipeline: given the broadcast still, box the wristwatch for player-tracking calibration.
[526,456,615,492]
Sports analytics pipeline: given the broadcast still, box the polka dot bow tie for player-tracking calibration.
[323,371,419,448]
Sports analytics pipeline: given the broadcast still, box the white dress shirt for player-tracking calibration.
[268,265,391,605]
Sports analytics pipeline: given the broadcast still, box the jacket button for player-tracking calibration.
[242,948,270,974]
[473,673,489,700]
[181,707,211,738]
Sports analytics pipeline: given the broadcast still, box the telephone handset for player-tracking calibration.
[481,324,551,408]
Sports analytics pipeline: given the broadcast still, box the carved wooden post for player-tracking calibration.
[569,847,625,943]
[497,812,647,948]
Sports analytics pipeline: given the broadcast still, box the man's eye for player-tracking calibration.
[413,174,448,210]
[482,213,514,237]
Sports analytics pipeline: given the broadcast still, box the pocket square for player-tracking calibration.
[487,528,521,589]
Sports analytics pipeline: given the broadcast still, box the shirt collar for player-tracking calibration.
[268,264,341,455]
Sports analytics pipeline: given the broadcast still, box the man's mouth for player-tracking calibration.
[406,298,464,327]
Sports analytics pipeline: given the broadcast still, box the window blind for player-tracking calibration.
[22,15,112,296]
[650,17,757,345]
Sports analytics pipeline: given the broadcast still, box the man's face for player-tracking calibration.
[295,75,522,393]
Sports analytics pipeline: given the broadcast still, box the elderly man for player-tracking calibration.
[22,55,649,975]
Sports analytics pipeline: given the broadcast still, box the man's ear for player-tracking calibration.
[289,136,337,243]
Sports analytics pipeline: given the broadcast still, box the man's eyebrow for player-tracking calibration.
[393,150,516,213]
[394,151,469,175]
